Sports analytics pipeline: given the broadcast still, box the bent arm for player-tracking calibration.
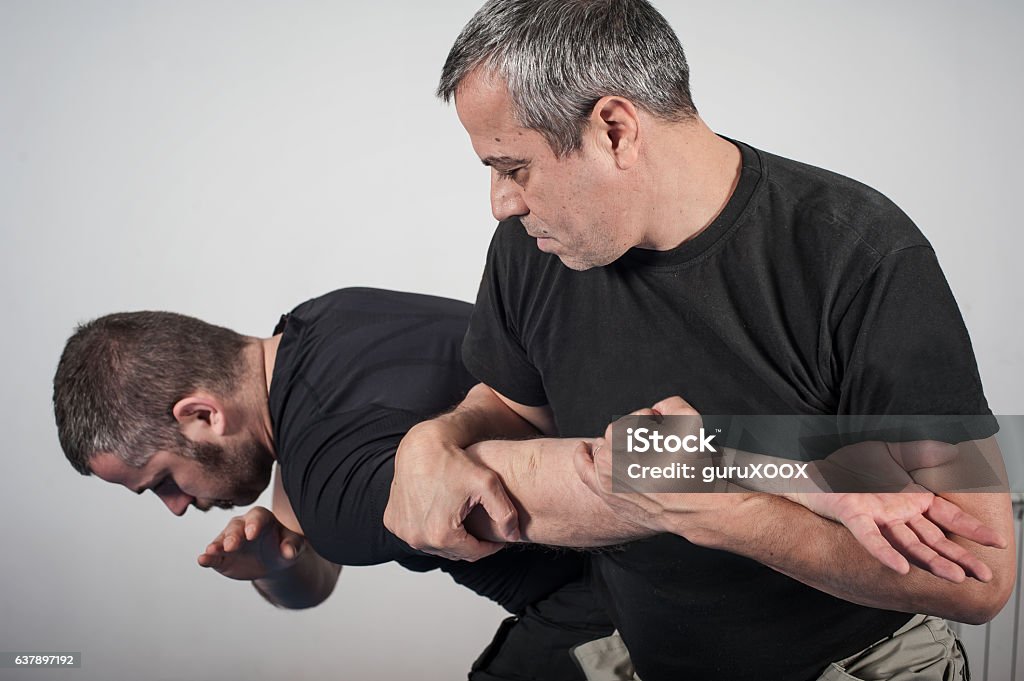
[465,437,1016,623]
[696,491,1016,624]
[384,383,551,559]
[421,382,551,446]
[254,468,342,609]
[252,547,342,610]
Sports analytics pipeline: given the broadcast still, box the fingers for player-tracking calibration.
[219,516,247,553]
[200,506,297,565]
[628,408,659,417]
[605,408,661,441]
[884,522,966,583]
[387,470,519,559]
[454,534,506,562]
[926,496,1007,549]
[277,531,304,561]
[206,506,274,551]
[197,552,224,568]
[474,470,520,542]
[652,396,699,416]
[242,505,276,541]
[907,516,993,582]
[842,513,911,575]
[419,522,507,561]
[574,440,601,495]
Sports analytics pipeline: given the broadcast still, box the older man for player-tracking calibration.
[382,1,1016,679]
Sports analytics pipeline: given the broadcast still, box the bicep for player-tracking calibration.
[286,412,422,565]
[491,388,557,437]
[271,464,342,584]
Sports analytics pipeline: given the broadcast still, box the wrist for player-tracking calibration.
[669,492,765,550]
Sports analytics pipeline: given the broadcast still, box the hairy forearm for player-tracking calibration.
[689,492,1015,624]
[426,383,541,447]
[252,544,342,610]
[464,438,655,547]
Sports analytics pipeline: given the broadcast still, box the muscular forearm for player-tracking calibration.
[252,543,342,610]
[689,492,1016,624]
[465,438,655,546]
[426,383,541,447]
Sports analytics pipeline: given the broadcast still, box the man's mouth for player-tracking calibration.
[521,221,549,240]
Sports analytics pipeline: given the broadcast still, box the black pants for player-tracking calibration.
[469,577,614,681]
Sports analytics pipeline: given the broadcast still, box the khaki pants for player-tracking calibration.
[571,614,968,681]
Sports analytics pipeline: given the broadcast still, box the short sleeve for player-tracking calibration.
[834,245,996,439]
[283,407,423,566]
[462,224,548,406]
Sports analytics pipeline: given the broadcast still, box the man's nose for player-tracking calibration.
[490,173,529,222]
[157,489,196,516]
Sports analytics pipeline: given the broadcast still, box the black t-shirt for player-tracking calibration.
[462,141,994,680]
[268,287,584,614]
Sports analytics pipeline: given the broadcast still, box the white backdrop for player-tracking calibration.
[1,1,1021,680]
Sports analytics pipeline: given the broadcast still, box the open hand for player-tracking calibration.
[791,488,1006,582]
[197,506,306,581]
[577,395,1007,583]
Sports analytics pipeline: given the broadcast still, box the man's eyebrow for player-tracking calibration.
[481,155,529,168]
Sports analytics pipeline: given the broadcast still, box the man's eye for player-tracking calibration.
[497,167,525,181]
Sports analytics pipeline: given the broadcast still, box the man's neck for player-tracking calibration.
[637,118,743,252]
[248,335,283,460]
[262,334,282,395]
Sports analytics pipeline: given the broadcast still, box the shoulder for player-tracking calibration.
[756,146,930,257]
[290,287,472,322]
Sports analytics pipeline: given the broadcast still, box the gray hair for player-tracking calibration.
[438,0,698,156]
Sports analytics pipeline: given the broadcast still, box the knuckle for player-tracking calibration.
[425,529,451,549]
[472,469,500,491]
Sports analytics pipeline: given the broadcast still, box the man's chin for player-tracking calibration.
[557,253,599,271]
[557,247,626,271]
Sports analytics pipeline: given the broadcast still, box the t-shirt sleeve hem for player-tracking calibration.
[462,344,549,408]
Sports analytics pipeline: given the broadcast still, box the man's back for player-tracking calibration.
[269,287,592,611]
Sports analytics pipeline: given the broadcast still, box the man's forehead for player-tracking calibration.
[455,69,533,151]
[89,451,149,490]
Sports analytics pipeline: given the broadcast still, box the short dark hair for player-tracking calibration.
[53,311,250,474]
[438,0,698,156]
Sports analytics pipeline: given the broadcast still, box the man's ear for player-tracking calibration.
[589,96,642,170]
[172,393,227,440]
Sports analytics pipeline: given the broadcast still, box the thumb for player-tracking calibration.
[279,536,304,561]
[477,482,521,543]
[652,396,698,416]
[574,441,601,493]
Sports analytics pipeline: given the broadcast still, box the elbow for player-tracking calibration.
[952,566,1016,625]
